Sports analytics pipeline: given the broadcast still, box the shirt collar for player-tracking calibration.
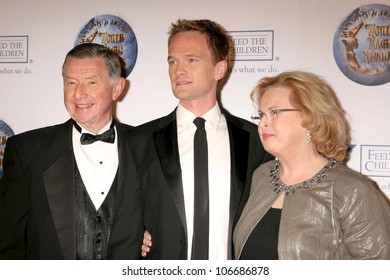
[177,103,222,132]
[73,117,114,135]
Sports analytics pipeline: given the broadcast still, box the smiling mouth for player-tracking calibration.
[76,104,93,110]
[176,80,191,86]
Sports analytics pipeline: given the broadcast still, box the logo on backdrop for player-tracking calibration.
[333,4,390,86]
[360,145,390,178]
[228,30,279,75]
[0,35,32,76]
[229,30,274,61]
[0,120,15,178]
[75,14,138,78]
[0,36,28,64]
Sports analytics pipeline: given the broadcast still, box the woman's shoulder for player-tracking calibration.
[253,160,277,176]
[251,160,277,190]
[330,163,372,185]
[329,162,382,197]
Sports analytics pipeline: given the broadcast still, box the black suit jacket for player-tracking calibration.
[127,108,272,259]
[0,119,143,259]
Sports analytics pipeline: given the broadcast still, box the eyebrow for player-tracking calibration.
[259,107,276,111]
[167,53,200,60]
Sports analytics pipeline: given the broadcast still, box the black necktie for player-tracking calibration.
[192,117,209,260]
[73,121,116,145]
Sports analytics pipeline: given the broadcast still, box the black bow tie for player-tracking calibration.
[73,120,116,145]
[80,128,115,145]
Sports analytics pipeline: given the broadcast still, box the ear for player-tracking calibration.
[112,77,126,101]
[215,60,227,81]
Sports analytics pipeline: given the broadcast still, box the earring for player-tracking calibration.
[305,131,312,144]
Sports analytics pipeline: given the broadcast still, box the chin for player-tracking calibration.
[262,144,274,156]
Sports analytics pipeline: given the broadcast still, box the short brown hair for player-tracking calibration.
[168,19,230,64]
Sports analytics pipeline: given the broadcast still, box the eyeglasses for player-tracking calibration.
[251,107,301,123]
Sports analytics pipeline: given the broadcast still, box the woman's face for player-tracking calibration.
[257,86,306,159]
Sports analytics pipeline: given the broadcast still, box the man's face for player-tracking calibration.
[63,57,123,133]
[167,31,226,109]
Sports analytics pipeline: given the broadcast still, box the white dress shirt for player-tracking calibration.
[177,104,231,260]
[72,120,119,210]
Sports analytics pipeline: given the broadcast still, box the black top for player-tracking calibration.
[240,207,281,260]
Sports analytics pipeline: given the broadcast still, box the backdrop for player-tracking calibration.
[1,0,389,199]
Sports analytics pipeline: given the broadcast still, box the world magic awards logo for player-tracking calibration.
[0,120,14,178]
[333,4,390,86]
[75,14,138,78]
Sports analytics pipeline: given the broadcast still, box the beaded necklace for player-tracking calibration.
[269,159,339,196]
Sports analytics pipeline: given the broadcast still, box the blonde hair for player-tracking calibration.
[251,71,351,162]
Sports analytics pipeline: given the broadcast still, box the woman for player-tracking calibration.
[233,70,390,260]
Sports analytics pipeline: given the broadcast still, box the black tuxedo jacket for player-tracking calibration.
[0,119,143,259]
[127,108,272,259]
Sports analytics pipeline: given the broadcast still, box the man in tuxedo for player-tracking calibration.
[0,43,143,259]
[129,19,272,260]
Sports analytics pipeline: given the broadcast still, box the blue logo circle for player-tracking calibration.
[75,14,138,78]
[0,120,15,178]
[333,4,390,86]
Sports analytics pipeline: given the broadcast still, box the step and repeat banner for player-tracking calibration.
[1,0,389,200]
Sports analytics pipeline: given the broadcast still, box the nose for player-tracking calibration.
[259,117,269,129]
[73,83,87,99]
[175,61,186,76]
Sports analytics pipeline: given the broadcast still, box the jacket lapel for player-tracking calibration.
[42,120,76,260]
[153,114,187,232]
[115,122,127,194]
[225,113,251,259]
[227,121,250,221]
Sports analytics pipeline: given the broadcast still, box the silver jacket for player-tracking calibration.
[234,160,390,259]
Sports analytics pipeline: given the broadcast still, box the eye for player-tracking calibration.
[65,80,77,87]
[167,58,176,65]
[258,111,265,119]
[188,58,198,63]
[270,108,278,118]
